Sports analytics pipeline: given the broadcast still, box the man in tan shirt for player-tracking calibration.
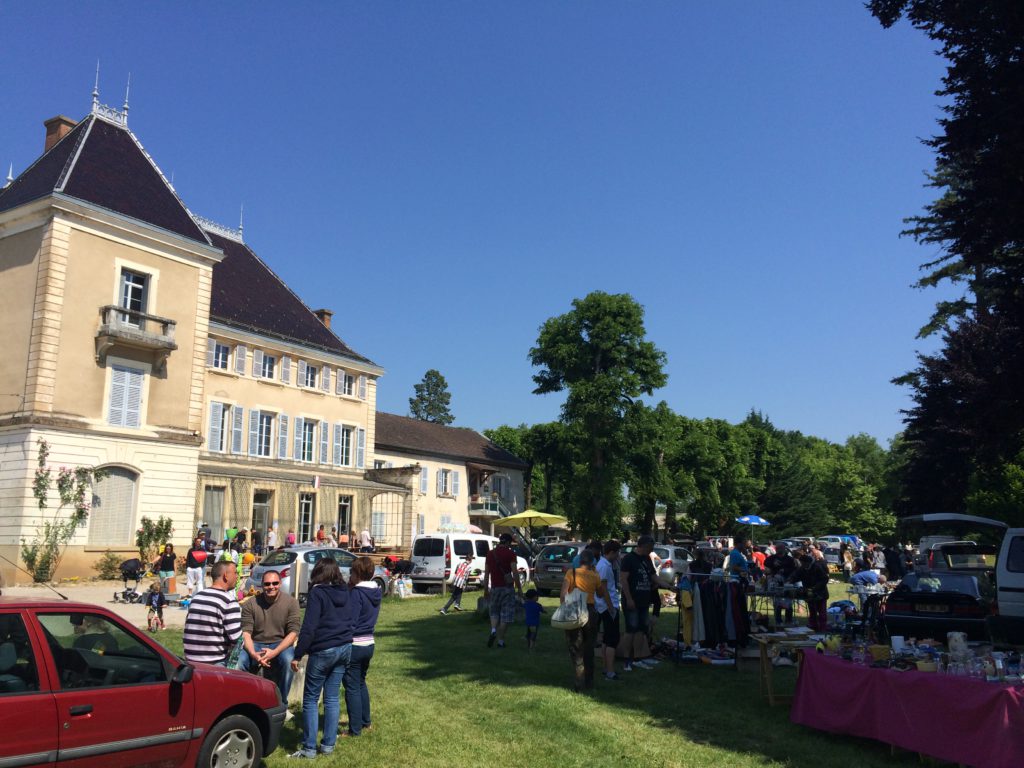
[237,570,301,700]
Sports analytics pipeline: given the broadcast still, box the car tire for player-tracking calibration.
[197,713,263,768]
[374,577,388,595]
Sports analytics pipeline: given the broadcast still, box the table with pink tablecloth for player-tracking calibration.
[791,652,1024,768]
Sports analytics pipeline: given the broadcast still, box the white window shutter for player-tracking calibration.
[420,464,428,494]
[208,401,224,452]
[297,360,307,387]
[281,356,291,384]
[335,370,344,395]
[235,345,247,375]
[278,414,289,458]
[231,405,244,453]
[121,367,143,428]
[248,409,260,455]
[453,471,461,496]
[321,367,331,393]
[252,349,264,378]
[319,420,329,464]
[356,428,366,469]
[206,337,215,367]
[108,366,127,425]
[294,417,305,460]
[333,423,342,466]
[436,470,443,495]
[358,375,367,400]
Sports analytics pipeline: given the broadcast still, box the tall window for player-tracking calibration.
[89,467,138,545]
[212,342,230,370]
[298,493,315,542]
[337,495,352,539]
[203,486,225,541]
[304,364,318,389]
[437,469,460,497]
[107,364,144,428]
[257,413,274,457]
[341,372,355,396]
[301,421,315,462]
[208,402,233,452]
[252,491,271,533]
[261,354,276,379]
[337,425,352,466]
[371,493,403,547]
[119,269,148,327]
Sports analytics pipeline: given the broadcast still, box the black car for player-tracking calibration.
[883,571,993,641]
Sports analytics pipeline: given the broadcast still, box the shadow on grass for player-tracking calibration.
[381,594,909,768]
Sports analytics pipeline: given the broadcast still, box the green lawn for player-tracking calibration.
[159,586,911,768]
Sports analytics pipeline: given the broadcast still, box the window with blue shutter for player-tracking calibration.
[333,423,342,466]
[356,428,366,468]
[281,356,291,384]
[208,401,224,451]
[420,464,428,494]
[297,360,307,387]
[234,345,247,375]
[321,367,331,392]
[358,375,367,399]
[206,337,215,368]
[252,349,264,378]
[107,364,144,427]
[436,470,443,495]
[452,471,460,496]
[319,420,329,464]
[278,414,289,458]
[248,409,260,455]
[231,406,244,453]
[294,416,305,461]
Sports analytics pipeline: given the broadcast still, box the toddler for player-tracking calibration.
[523,589,545,650]
[145,581,166,631]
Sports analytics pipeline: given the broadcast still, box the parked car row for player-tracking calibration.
[248,544,390,605]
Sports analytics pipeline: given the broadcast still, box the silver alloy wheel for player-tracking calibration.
[210,727,257,768]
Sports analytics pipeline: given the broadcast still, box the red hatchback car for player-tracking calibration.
[0,597,286,768]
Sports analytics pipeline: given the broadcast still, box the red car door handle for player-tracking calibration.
[69,705,93,716]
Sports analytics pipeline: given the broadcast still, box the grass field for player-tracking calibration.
[159,584,911,768]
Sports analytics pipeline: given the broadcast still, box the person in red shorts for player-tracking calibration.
[483,533,523,648]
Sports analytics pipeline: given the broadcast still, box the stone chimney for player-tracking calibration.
[313,309,333,329]
[44,116,77,152]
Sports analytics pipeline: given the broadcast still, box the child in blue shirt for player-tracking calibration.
[523,589,545,650]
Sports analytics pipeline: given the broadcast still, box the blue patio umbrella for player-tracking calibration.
[735,515,771,544]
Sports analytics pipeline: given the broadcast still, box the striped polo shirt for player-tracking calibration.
[183,586,242,664]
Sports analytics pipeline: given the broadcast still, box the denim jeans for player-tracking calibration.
[343,644,374,735]
[237,641,295,702]
[301,644,352,754]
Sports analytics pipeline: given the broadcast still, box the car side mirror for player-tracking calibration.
[172,663,194,685]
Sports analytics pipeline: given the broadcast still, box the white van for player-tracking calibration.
[410,532,529,593]
[993,528,1024,643]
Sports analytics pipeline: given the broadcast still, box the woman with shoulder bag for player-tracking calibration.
[559,549,611,692]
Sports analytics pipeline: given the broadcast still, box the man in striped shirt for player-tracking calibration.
[184,560,242,666]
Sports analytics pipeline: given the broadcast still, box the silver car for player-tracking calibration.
[248,545,389,605]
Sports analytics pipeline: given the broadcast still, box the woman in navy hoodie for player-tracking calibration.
[342,557,382,737]
[289,557,353,758]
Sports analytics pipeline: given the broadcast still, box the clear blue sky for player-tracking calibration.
[2,2,954,445]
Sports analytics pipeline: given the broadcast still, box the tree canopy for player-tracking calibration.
[409,369,454,425]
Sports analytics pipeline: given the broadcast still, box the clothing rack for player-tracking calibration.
[675,572,748,670]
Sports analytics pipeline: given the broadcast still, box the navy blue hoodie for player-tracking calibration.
[350,581,382,641]
[295,583,353,659]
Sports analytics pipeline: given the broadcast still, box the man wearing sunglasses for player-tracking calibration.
[238,573,301,701]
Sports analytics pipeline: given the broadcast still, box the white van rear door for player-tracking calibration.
[997,529,1024,618]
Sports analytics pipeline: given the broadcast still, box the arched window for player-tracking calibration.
[89,467,138,546]
[370,493,403,548]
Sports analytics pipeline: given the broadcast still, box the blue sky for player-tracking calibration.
[2,2,953,445]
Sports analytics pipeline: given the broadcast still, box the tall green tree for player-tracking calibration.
[530,291,667,535]
[409,369,454,425]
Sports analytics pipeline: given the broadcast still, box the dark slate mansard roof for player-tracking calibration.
[375,412,529,470]
[0,110,374,363]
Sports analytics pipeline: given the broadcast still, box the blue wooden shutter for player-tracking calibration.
[248,409,260,455]
[234,345,247,375]
[206,337,215,367]
[108,366,127,425]
[278,414,289,458]
[252,349,264,378]
[333,423,342,466]
[319,420,329,464]
[420,464,428,493]
[436,470,443,495]
[321,367,331,393]
[294,417,305,460]
[452,471,461,496]
[335,370,344,395]
[281,356,291,384]
[297,360,307,387]
[356,428,366,469]
[208,401,224,452]
[231,406,244,453]
[358,375,367,399]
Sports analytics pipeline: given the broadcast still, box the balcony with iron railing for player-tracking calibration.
[95,305,178,371]
[468,494,515,519]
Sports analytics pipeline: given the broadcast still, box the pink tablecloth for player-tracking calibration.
[791,652,1024,768]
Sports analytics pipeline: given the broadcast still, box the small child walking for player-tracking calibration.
[145,581,166,632]
[440,553,474,615]
[523,589,545,650]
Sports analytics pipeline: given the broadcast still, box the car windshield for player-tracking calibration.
[539,545,579,563]
[260,551,297,566]
[902,572,980,598]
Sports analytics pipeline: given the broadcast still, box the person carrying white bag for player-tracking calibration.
[554,549,611,692]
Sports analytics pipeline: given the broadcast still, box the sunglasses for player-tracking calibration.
[262,582,281,588]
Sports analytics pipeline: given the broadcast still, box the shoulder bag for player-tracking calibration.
[550,568,589,630]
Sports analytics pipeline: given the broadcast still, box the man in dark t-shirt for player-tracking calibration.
[620,535,671,671]
[483,533,522,648]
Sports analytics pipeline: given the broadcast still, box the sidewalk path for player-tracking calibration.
[3,581,193,628]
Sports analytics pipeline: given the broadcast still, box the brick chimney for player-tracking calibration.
[313,308,333,329]
[44,116,77,152]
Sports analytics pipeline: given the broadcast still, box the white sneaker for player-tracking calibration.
[634,660,653,669]
[622,663,634,672]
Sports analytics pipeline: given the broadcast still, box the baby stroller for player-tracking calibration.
[113,558,145,603]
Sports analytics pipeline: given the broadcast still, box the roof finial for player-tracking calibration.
[239,203,244,237]
[4,163,13,188]
[122,73,131,124]
[92,60,100,109]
